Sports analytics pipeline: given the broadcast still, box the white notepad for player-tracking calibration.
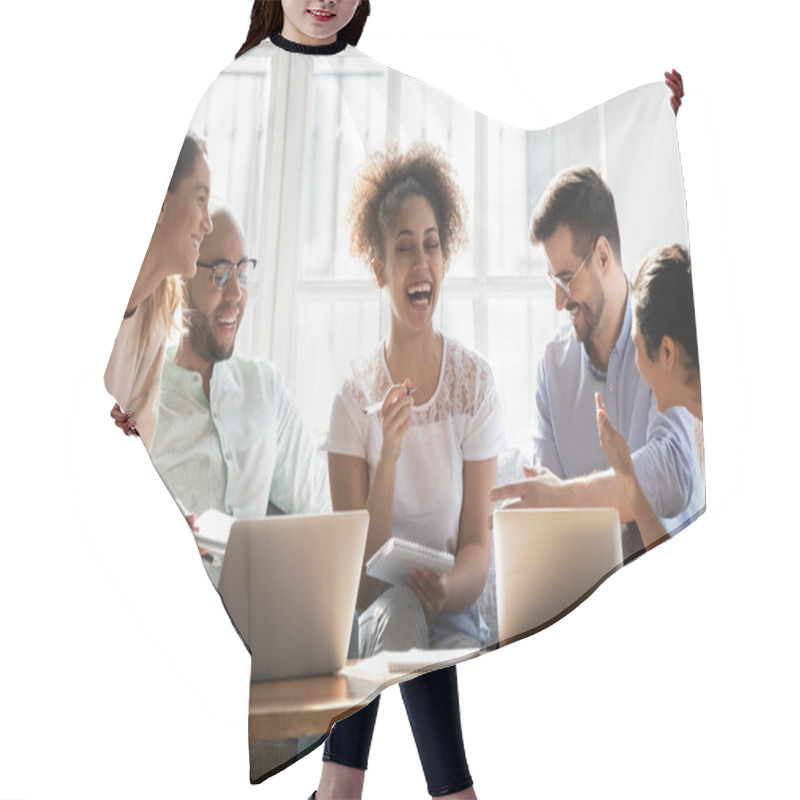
[344,648,480,678]
[366,537,455,586]
[194,508,236,553]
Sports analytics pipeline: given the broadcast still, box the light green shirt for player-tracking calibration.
[151,348,329,521]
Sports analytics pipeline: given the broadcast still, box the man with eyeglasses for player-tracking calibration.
[491,166,703,558]
[150,204,329,579]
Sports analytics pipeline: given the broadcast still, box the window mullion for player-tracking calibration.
[377,69,402,342]
[269,53,314,388]
[250,53,289,365]
[473,112,489,357]
[238,65,273,360]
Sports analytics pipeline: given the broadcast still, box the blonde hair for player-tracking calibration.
[139,132,208,346]
[140,276,183,347]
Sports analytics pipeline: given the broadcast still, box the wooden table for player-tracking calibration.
[249,665,385,740]
[247,650,482,781]
[248,649,481,741]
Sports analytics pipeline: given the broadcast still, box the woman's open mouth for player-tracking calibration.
[406,281,433,306]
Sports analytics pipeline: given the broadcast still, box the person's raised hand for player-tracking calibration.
[665,69,684,115]
[595,392,635,478]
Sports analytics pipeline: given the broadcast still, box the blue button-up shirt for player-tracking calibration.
[151,349,330,521]
[533,294,704,534]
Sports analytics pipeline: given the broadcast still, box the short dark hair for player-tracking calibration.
[633,244,699,371]
[168,131,207,193]
[348,142,467,272]
[236,0,371,58]
[529,165,621,263]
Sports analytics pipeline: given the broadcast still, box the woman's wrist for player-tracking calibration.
[443,547,487,614]
[378,442,401,466]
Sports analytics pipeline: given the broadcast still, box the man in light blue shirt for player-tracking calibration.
[151,205,329,533]
[491,167,703,558]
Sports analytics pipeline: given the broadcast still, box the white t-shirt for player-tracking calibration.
[325,335,505,555]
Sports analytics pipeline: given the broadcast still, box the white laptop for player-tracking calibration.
[493,508,623,646]
[215,510,369,682]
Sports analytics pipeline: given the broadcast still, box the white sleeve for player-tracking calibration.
[462,359,505,461]
[324,382,369,459]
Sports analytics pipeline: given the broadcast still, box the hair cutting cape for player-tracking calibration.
[106,37,704,783]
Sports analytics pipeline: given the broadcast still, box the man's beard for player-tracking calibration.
[184,294,236,365]
[567,274,605,347]
[568,299,602,344]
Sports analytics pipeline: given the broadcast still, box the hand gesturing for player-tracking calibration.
[595,393,635,478]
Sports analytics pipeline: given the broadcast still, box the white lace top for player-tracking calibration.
[325,335,505,555]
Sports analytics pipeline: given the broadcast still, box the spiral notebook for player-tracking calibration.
[366,537,455,586]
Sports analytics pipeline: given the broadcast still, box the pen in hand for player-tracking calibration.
[364,386,417,416]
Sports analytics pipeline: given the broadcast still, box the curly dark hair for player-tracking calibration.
[348,142,468,276]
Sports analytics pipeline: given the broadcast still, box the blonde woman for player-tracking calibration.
[106,131,212,447]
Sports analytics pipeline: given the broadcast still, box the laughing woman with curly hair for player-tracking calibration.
[313,142,504,800]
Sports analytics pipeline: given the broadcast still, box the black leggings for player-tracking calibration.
[323,665,472,797]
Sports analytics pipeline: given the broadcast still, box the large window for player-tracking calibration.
[190,51,686,453]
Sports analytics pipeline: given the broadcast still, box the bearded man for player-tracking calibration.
[491,167,703,558]
[151,204,328,550]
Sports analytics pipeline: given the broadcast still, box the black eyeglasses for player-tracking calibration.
[196,258,258,290]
